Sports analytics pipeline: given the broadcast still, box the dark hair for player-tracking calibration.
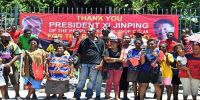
[102,29,110,37]
[28,38,40,45]
[134,38,143,45]
[56,43,66,50]
[23,29,31,34]
[173,43,184,52]
[73,31,80,36]
[147,38,157,45]
[159,42,168,48]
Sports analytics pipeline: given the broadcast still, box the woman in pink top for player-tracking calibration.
[119,35,133,99]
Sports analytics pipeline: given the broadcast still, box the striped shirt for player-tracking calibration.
[47,54,72,81]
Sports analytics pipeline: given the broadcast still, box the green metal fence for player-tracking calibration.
[0,6,199,36]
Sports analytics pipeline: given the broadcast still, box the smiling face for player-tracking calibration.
[167,32,174,40]
[1,36,10,44]
[147,40,157,50]
[56,46,65,55]
[156,23,174,40]
[134,39,143,49]
[110,40,120,49]
[123,35,131,45]
[87,28,96,38]
[73,31,80,38]
[159,43,167,52]
[24,30,32,37]
[192,43,200,55]
[178,49,185,57]
[29,39,38,49]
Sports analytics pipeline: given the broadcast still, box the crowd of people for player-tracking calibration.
[0,26,200,100]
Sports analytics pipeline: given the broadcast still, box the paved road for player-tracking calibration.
[1,78,200,100]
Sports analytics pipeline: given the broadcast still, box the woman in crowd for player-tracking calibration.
[119,35,133,100]
[181,33,192,54]
[178,42,200,100]
[171,43,183,100]
[45,43,74,99]
[46,35,70,56]
[159,43,174,100]
[104,38,123,100]
[127,38,143,99]
[21,38,47,99]
[138,39,163,100]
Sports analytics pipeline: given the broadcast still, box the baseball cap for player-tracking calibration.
[108,32,118,40]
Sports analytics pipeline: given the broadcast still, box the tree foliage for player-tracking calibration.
[1,0,200,29]
[0,0,199,12]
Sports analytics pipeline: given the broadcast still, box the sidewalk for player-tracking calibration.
[1,78,200,100]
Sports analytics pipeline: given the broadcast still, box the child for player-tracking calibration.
[177,49,192,78]
[0,58,7,99]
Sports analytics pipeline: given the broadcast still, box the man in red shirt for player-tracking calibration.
[160,32,178,53]
[7,26,21,43]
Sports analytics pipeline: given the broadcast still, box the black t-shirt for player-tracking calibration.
[104,48,123,70]
[77,38,105,64]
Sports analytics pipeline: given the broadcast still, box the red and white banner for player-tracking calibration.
[20,13,179,40]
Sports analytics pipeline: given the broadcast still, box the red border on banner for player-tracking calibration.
[19,13,179,41]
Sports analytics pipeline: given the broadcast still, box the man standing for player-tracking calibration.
[159,32,178,53]
[0,32,21,99]
[73,28,105,99]
[18,29,37,50]
[6,26,21,43]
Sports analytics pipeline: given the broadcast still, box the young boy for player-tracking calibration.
[0,58,7,99]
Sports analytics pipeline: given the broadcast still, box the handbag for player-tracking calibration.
[31,63,44,81]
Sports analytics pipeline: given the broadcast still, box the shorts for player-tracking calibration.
[162,77,172,86]
[138,72,162,84]
[180,78,200,96]
[45,80,69,94]
[24,76,42,89]
[172,75,181,85]
[127,71,139,82]
[191,78,200,96]
[3,67,19,85]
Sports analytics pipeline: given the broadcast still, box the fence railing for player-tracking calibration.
[0,6,199,36]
